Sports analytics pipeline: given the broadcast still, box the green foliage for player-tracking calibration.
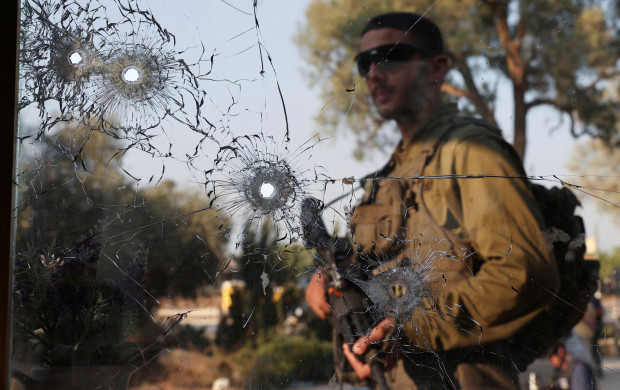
[235,220,279,340]
[237,229,321,333]
[246,335,332,388]
[567,138,620,220]
[12,237,147,366]
[216,287,248,350]
[296,0,620,158]
[134,181,228,298]
[15,125,130,249]
[15,124,229,299]
[600,247,620,278]
[268,243,315,286]
[216,222,316,349]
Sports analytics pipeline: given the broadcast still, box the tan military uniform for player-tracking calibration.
[350,104,559,389]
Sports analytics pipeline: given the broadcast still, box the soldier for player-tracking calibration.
[306,12,559,389]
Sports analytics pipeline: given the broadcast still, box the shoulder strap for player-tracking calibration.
[423,116,502,171]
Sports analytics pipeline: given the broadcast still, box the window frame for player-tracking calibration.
[1,1,20,388]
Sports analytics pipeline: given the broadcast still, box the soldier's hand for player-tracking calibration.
[341,318,396,379]
[305,269,331,320]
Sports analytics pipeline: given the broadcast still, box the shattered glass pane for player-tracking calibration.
[8,0,620,389]
[208,134,326,246]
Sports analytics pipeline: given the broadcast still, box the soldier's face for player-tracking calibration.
[360,28,430,122]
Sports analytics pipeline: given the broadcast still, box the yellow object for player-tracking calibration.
[220,280,245,313]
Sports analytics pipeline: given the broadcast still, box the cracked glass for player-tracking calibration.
[8,0,620,389]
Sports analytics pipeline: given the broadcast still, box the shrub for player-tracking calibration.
[248,335,332,388]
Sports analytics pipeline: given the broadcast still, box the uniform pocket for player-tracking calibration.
[350,203,407,255]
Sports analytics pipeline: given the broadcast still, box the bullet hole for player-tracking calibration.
[260,182,276,198]
[69,51,84,65]
[121,66,141,83]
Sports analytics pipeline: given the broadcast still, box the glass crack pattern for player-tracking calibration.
[11,0,619,389]
[208,134,324,245]
[20,0,213,153]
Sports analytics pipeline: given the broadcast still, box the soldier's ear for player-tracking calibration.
[427,54,449,86]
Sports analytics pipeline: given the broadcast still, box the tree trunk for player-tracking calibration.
[451,54,498,126]
[493,2,528,161]
[513,83,527,161]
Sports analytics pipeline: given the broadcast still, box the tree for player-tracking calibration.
[217,220,317,348]
[600,247,620,279]
[15,125,229,299]
[235,220,280,341]
[567,137,620,219]
[15,124,135,249]
[599,247,620,280]
[132,181,229,298]
[296,0,619,160]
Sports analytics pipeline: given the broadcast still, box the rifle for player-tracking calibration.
[301,197,390,390]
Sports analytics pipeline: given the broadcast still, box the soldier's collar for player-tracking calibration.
[403,103,459,147]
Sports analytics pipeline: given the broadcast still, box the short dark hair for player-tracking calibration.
[361,12,444,56]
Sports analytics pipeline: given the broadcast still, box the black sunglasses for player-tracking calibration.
[354,43,429,76]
